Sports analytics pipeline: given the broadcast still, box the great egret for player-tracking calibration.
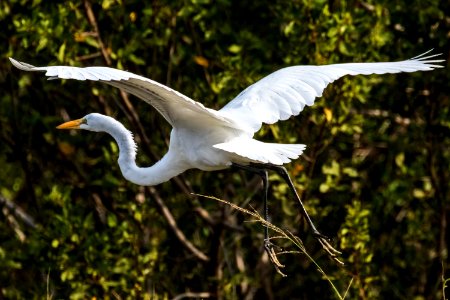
[9,51,443,261]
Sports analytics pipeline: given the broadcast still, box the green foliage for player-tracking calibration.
[0,0,448,299]
[340,200,376,298]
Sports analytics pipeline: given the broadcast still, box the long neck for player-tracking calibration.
[104,119,188,186]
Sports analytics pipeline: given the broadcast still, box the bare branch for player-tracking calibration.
[147,187,209,262]
[193,206,244,232]
[0,194,37,229]
[75,52,102,62]
[83,0,111,65]
[172,292,211,300]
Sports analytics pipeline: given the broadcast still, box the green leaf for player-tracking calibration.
[57,42,66,62]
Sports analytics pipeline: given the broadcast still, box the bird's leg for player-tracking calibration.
[232,163,270,240]
[251,163,342,259]
[260,169,270,243]
[232,163,282,265]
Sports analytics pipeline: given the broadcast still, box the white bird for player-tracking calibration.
[9,50,443,261]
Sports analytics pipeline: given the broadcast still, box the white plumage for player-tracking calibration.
[9,50,443,178]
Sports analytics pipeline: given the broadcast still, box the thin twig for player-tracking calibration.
[75,52,102,61]
[92,193,107,224]
[193,206,244,232]
[147,187,209,262]
[83,0,111,65]
[342,277,354,300]
[0,194,37,228]
[172,292,211,300]
[46,268,52,300]
[197,193,350,299]
[443,261,449,300]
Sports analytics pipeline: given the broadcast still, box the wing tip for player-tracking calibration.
[409,49,445,68]
[9,57,38,71]
[410,49,435,60]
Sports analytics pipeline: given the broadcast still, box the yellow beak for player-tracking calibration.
[56,118,84,129]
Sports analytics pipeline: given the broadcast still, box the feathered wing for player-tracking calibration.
[218,50,444,133]
[9,52,443,166]
[8,58,232,129]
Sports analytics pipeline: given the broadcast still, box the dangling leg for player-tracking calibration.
[232,163,282,264]
[252,163,341,258]
[232,163,270,240]
[260,169,270,243]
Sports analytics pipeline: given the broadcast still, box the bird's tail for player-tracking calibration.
[214,138,305,165]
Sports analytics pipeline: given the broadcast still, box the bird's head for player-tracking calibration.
[56,113,113,132]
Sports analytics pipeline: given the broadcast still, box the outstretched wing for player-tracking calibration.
[218,50,444,133]
[9,58,232,129]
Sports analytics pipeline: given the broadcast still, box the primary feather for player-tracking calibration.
[219,50,443,133]
[8,58,231,129]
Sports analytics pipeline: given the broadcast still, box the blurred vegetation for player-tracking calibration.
[0,0,449,299]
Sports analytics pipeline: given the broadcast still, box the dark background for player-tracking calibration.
[0,0,448,299]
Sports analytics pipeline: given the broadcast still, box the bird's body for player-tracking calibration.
[110,114,246,185]
[170,121,245,171]
[9,51,443,262]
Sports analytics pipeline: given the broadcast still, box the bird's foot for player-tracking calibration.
[312,231,344,265]
[264,239,287,277]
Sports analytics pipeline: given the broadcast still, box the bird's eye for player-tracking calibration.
[81,118,88,125]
